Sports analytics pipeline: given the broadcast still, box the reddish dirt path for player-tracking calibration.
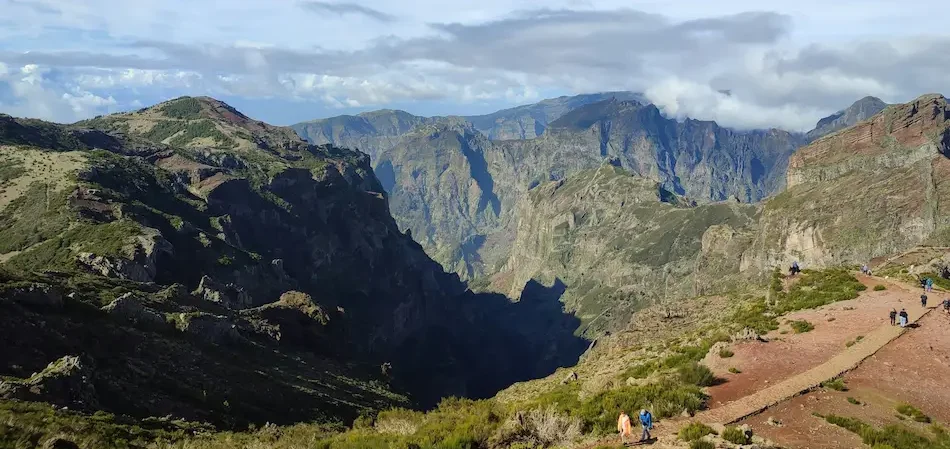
[703,275,925,408]
[739,310,950,449]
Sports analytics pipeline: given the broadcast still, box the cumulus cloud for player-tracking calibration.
[0,64,117,122]
[0,2,949,128]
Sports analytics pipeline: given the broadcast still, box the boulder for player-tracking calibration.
[732,328,766,342]
[193,275,252,310]
[174,313,241,345]
[101,293,167,328]
[0,355,99,410]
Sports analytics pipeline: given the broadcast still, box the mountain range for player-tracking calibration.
[291,92,887,281]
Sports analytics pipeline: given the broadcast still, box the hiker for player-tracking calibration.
[639,409,653,442]
[921,293,928,308]
[617,411,633,444]
[899,308,909,327]
[889,308,897,326]
[789,261,801,276]
[943,299,950,315]
[861,264,870,275]
[926,277,934,293]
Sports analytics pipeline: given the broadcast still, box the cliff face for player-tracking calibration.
[805,96,888,141]
[492,164,759,335]
[0,98,587,424]
[749,94,950,269]
[293,95,803,280]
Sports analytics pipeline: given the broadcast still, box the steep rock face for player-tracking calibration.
[805,96,888,141]
[750,94,950,269]
[294,95,803,280]
[494,165,758,335]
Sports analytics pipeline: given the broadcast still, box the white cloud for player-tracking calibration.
[0,1,948,127]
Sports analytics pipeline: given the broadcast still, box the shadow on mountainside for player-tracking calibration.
[390,277,587,409]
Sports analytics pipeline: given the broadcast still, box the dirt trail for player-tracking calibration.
[698,279,934,426]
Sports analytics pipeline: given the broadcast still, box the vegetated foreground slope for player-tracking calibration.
[0,98,588,428]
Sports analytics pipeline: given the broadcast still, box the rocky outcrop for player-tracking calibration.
[240,291,332,346]
[76,228,172,283]
[0,355,99,410]
[101,293,167,328]
[806,96,888,141]
[172,312,241,345]
[193,275,252,310]
[1,282,63,307]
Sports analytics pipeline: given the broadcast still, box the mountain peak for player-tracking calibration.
[806,96,888,140]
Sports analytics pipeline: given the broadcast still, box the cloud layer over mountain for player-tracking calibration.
[1,0,948,128]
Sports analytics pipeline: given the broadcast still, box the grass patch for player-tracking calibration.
[773,268,867,315]
[720,426,750,445]
[790,320,815,333]
[718,348,734,358]
[728,367,741,374]
[896,403,931,423]
[824,414,950,449]
[846,340,856,348]
[874,284,887,291]
[847,397,861,405]
[821,378,847,391]
[689,440,715,449]
[678,422,716,441]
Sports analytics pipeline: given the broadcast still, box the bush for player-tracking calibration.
[775,269,866,314]
[821,378,847,391]
[825,414,943,449]
[721,426,750,445]
[677,363,716,387]
[573,380,706,435]
[490,406,582,448]
[895,403,931,423]
[874,285,887,291]
[847,397,861,405]
[728,367,741,374]
[718,348,735,358]
[690,439,715,449]
[790,320,815,333]
[679,422,716,441]
[846,340,856,347]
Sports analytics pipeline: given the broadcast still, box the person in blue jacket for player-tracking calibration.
[639,409,653,442]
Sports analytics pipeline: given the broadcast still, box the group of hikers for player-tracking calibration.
[617,409,653,445]
[884,274,950,326]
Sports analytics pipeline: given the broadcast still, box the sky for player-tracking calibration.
[1,0,948,130]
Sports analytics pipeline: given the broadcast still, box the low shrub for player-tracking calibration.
[689,440,715,449]
[790,320,815,333]
[846,340,856,348]
[824,414,946,449]
[677,363,716,387]
[728,367,741,374]
[821,378,847,391]
[847,397,861,405]
[678,422,716,441]
[874,285,887,291]
[895,403,931,423]
[721,426,749,445]
[718,348,735,358]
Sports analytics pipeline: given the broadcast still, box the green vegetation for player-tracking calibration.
[677,363,716,387]
[531,380,706,435]
[728,367,741,374]
[896,403,931,423]
[142,120,187,142]
[7,219,143,273]
[0,183,72,255]
[821,378,848,391]
[846,340,857,347]
[718,348,735,358]
[161,97,204,119]
[790,320,815,333]
[720,426,750,445]
[689,440,715,449]
[168,120,235,148]
[847,397,861,405]
[772,268,867,315]
[824,414,950,449]
[874,284,887,291]
[0,157,25,186]
[678,422,716,441]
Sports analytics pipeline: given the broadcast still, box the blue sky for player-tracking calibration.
[1,0,948,130]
